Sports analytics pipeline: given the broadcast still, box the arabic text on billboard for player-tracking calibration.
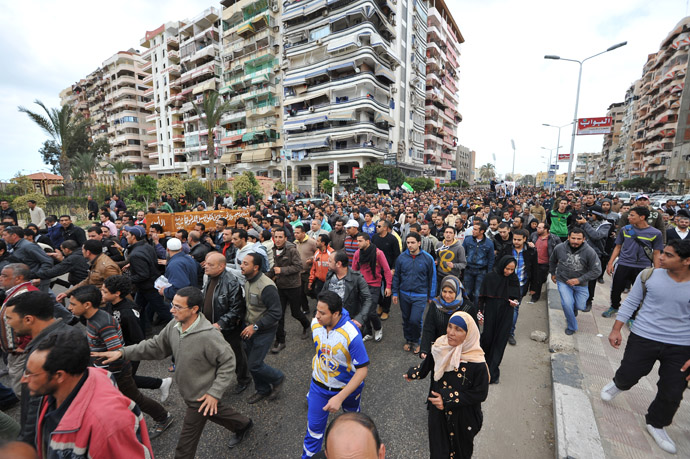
[558,153,571,161]
[577,117,612,135]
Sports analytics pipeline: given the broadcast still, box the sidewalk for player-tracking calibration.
[547,276,690,458]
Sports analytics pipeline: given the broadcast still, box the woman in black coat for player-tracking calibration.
[478,255,521,384]
[420,275,476,359]
[405,311,489,459]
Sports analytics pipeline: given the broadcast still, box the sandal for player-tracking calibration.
[412,344,421,355]
[403,342,413,352]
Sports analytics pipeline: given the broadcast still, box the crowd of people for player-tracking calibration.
[0,183,688,458]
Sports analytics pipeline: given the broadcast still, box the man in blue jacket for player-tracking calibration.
[392,232,436,354]
[158,238,199,302]
[462,222,495,303]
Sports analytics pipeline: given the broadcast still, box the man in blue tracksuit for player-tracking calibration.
[462,221,495,303]
[303,291,369,458]
[392,232,436,353]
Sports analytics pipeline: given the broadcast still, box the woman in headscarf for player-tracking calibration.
[479,255,521,384]
[420,275,476,359]
[404,311,489,459]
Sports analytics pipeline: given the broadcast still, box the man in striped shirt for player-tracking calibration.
[343,220,360,264]
[68,285,174,439]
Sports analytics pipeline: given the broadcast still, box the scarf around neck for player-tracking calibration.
[431,311,485,381]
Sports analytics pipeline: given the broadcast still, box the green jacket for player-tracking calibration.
[122,314,235,403]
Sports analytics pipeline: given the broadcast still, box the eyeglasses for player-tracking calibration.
[22,370,46,380]
[171,303,190,310]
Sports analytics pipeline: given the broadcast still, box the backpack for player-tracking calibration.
[635,267,655,312]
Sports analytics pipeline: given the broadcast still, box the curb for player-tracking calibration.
[547,279,605,459]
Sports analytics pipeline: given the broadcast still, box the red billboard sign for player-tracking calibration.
[577,117,612,135]
[558,153,571,161]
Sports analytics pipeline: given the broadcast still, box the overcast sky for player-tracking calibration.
[1,0,688,181]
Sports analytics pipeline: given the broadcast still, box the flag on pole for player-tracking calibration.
[376,178,390,190]
[401,182,414,193]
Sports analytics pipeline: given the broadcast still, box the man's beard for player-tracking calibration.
[569,243,581,250]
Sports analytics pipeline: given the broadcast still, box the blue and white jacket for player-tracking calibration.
[311,309,369,390]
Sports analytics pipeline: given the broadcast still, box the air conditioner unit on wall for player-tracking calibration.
[390,86,397,93]
[272,6,279,12]
[316,39,322,45]
[309,106,316,112]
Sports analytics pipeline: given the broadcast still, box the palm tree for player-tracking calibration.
[18,100,90,196]
[191,90,232,180]
[479,163,496,181]
[71,151,99,190]
[107,160,134,188]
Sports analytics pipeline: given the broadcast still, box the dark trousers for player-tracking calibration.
[275,286,310,343]
[300,272,311,313]
[587,255,607,304]
[115,366,167,423]
[223,329,251,386]
[174,400,251,459]
[136,288,173,332]
[610,264,645,310]
[531,264,550,301]
[362,286,382,336]
[613,333,690,428]
[131,360,161,390]
[245,329,284,395]
[380,277,392,313]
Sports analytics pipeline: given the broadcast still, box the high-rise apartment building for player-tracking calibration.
[60,50,155,183]
[598,102,625,182]
[218,0,282,179]
[423,0,463,183]
[280,0,400,192]
[455,143,473,184]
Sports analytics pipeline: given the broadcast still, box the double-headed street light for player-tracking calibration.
[544,41,627,189]
[540,146,562,193]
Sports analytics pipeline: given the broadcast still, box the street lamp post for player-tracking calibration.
[510,140,516,178]
[544,41,627,188]
[542,122,572,190]
[541,146,562,193]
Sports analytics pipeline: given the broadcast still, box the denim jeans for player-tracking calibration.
[463,268,487,303]
[510,284,529,336]
[135,288,172,331]
[399,292,427,343]
[557,281,589,332]
[362,286,382,336]
[245,328,284,395]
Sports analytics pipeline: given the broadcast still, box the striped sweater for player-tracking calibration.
[86,309,129,373]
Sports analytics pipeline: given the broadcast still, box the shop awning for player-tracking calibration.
[241,148,272,162]
[220,134,243,146]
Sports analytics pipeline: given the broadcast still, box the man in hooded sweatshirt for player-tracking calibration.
[550,227,602,335]
[435,226,467,295]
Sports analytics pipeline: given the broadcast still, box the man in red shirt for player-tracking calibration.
[352,233,392,342]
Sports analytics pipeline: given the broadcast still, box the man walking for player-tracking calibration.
[56,239,121,303]
[2,226,53,293]
[159,238,199,303]
[602,206,663,324]
[239,253,285,404]
[202,252,252,394]
[601,240,690,454]
[528,222,560,302]
[27,200,46,229]
[302,291,369,459]
[392,232,436,354]
[372,220,400,321]
[322,251,372,332]
[294,225,317,314]
[352,232,391,342]
[94,286,254,456]
[549,228,602,335]
[462,222,495,303]
[308,234,333,297]
[268,227,311,353]
[435,226,466,293]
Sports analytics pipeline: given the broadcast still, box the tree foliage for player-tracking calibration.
[12,192,47,212]
[356,163,405,193]
[7,175,34,195]
[321,179,335,194]
[191,90,232,180]
[184,178,211,203]
[231,171,262,200]
[407,177,436,191]
[157,176,185,199]
[130,176,158,209]
[479,163,496,181]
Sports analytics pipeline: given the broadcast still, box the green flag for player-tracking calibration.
[376,177,390,190]
[401,182,414,192]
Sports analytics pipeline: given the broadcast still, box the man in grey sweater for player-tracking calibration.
[601,239,690,454]
[94,286,253,456]
[549,227,601,335]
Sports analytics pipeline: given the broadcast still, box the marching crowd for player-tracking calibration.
[0,183,688,458]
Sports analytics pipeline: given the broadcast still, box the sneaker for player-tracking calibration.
[149,413,174,439]
[508,335,516,346]
[233,383,249,395]
[159,377,172,403]
[626,319,634,329]
[374,328,383,342]
[301,326,311,340]
[247,392,268,404]
[646,424,677,454]
[564,328,575,336]
[574,308,579,317]
[268,376,285,401]
[271,342,286,354]
[602,307,618,318]
[228,419,253,448]
[362,334,373,342]
[380,312,389,320]
[527,299,536,304]
[597,278,605,284]
[600,381,622,402]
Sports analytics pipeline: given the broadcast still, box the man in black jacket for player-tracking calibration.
[124,226,171,331]
[86,226,124,262]
[497,229,538,346]
[321,251,372,329]
[40,239,89,288]
[58,215,86,247]
[202,252,251,394]
[0,201,17,225]
[3,226,53,293]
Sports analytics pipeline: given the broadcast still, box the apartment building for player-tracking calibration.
[279,0,400,192]
[60,50,155,183]
[218,0,282,180]
[424,0,463,183]
[598,102,625,182]
[616,81,641,181]
[455,143,474,184]
[574,152,602,187]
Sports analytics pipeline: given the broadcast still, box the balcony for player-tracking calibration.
[167,35,179,49]
[142,61,152,73]
[145,100,156,110]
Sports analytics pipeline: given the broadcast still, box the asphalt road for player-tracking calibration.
[3,285,555,458]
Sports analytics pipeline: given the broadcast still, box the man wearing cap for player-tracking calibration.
[123,225,172,331]
[56,239,121,303]
[158,238,199,302]
[343,220,360,265]
[618,195,666,243]
[575,206,612,311]
[667,210,689,241]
